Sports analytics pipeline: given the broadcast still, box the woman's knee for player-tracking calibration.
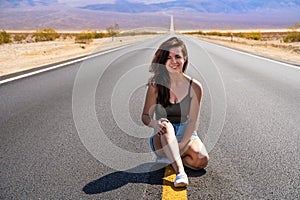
[162,121,175,136]
[190,153,209,170]
[162,121,173,129]
[197,154,209,169]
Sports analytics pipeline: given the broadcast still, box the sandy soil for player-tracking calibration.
[193,35,300,65]
[0,35,158,77]
[1,33,299,77]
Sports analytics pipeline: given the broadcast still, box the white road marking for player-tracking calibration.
[0,44,132,85]
[187,36,300,70]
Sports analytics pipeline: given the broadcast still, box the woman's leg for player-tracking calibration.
[152,122,185,174]
[181,138,209,170]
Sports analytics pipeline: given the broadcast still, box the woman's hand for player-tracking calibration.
[154,118,170,136]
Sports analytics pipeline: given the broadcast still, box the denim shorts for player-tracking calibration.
[149,121,199,156]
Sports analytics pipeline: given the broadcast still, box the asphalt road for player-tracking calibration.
[1,34,299,199]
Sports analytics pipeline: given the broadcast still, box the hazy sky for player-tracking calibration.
[58,0,114,6]
[127,0,175,4]
[58,0,175,6]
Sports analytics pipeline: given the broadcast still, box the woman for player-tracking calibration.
[141,37,209,187]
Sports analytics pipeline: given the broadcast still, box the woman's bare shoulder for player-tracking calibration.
[147,82,158,94]
[191,78,202,88]
[190,78,203,96]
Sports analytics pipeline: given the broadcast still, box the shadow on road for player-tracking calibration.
[83,163,206,194]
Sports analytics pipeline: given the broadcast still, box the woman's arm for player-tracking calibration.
[142,84,170,135]
[179,79,203,150]
[141,84,158,128]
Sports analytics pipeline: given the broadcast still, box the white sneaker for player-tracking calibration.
[174,172,189,187]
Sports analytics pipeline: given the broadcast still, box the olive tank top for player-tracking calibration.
[155,79,193,124]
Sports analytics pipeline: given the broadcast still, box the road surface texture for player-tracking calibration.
[1,34,299,199]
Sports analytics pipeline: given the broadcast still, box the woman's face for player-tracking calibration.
[165,46,186,74]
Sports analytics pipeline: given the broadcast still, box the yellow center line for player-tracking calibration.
[162,165,187,200]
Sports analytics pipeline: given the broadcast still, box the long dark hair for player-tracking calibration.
[149,37,188,107]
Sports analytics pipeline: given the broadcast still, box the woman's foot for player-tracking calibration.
[174,172,189,187]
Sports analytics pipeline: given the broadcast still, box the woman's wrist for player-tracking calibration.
[148,119,158,128]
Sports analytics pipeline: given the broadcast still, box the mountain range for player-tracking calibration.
[1,0,299,30]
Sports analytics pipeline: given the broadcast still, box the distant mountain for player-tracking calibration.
[72,0,300,14]
[0,0,58,8]
[2,0,300,13]
[0,0,299,30]
[80,1,159,13]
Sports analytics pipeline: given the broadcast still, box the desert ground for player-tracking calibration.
[196,34,300,65]
[0,32,299,77]
[0,34,158,77]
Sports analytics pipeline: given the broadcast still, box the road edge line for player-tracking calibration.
[162,165,187,200]
[0,44,133,85]
[185,35,300,69]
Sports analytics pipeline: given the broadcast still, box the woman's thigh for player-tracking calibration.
[182,137,208,158]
